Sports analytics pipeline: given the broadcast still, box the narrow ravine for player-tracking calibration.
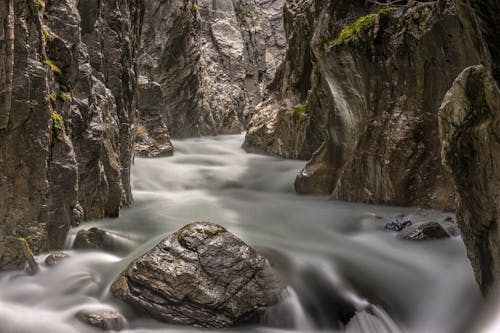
[0,135,480,333]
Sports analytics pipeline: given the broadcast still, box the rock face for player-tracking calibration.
[0,0,143,270]
[111,222,285,328]
[135,77,174,158]
[138,0,286,138]
[245,0,480,209]
[439,65,500,294]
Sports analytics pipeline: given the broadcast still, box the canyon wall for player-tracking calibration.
[245,0,480,210]
[0,0,143,270]
[138,0,286,139]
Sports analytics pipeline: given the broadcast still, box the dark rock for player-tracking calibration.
[45,252,69,266]
[75,309,126,331]
[111,222,285,328]
[74,228,114,251]
[439,64,500,294]
[398,222,450,241]
[384,217,413,232]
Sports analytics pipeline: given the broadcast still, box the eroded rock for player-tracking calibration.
[111,222,285,328]
[398,222,450,241]
[439,64,500,294]
[75,309,126,331]
[74,228,114,251]
[45,252,69,266]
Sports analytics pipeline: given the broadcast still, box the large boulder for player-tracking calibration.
[111,222,285,328]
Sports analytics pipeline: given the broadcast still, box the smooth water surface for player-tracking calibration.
[0,134,485,333]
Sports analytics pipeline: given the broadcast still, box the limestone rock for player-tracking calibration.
[74,228,116,252]
[0,0,143,269]
[138,0,286,138]
[0,237,38,274]
[76,309,126,331]
[45,252,69,266]
[111,222,285,328]
[398,222,450,241]
[439,64,500,294]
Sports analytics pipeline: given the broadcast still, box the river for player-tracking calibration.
[0,134,484,333]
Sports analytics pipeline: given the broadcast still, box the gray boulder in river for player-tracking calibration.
[111,222,285,327]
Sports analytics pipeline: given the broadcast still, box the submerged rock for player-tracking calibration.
[398,222,450,241]
[384,217,413,232]
[111,222,285,328]
[45,252,69,266]
[74,228,114,251]
[75,309,126,331]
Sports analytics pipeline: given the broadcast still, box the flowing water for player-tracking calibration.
[0,134,488,333]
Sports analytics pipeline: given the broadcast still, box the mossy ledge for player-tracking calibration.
[328,7,396,47]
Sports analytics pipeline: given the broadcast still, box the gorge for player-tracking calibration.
[0,0,498,332]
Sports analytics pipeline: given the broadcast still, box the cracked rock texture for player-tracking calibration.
[439,0,500,295]
[111,222,285,327]
[138,0,286,139]
[0,0,143,270]
[246,0,479,209]
[439,65,500,294]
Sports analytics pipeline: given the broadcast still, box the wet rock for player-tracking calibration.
[398,222,450,241]
[246,0,480,210]
[0,0,143,270]
[384,217,413,232]
[74,228,114,251]
[439,64,500,294]
[111,222,285,328]
[75,309,126,331]
[0,237,38,274]
[45,252,69,266]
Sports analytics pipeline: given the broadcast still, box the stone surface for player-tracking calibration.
[439,64,500,294]
[398,222,450,241]
[135,77,174,158]
[45,252,69,266]
[384,217,412,232]
[247,0,480,209]
[111,222,285,328]
[0,0,143,270]
[76,308,126,331]
[74,228,116,252]
[0,237,39,274]
[138,0,286,138]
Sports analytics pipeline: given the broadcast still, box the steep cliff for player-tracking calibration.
[245,0,480,209]
[0,0,143,270]
[138,0,285,138]
[439,0,500,294]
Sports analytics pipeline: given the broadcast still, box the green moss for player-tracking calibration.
[57,91,68,102]
[193,3,201,11]
[43,60,62,76]
[48,93,55,103]
[36,0,45,9]
[328,7,396,47]
[293,104,307,119]
[51,112,65,143]
[42,27,52,41]
[237,9,254,21]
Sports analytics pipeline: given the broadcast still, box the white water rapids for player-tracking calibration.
[0,134,493,333]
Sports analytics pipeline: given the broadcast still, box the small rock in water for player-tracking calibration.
[398,221,450,240]
[45,252,69,266]
[384,217,413,231]
[110,221,285,328]
[74,227,116,251]
[75,308,126,331]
